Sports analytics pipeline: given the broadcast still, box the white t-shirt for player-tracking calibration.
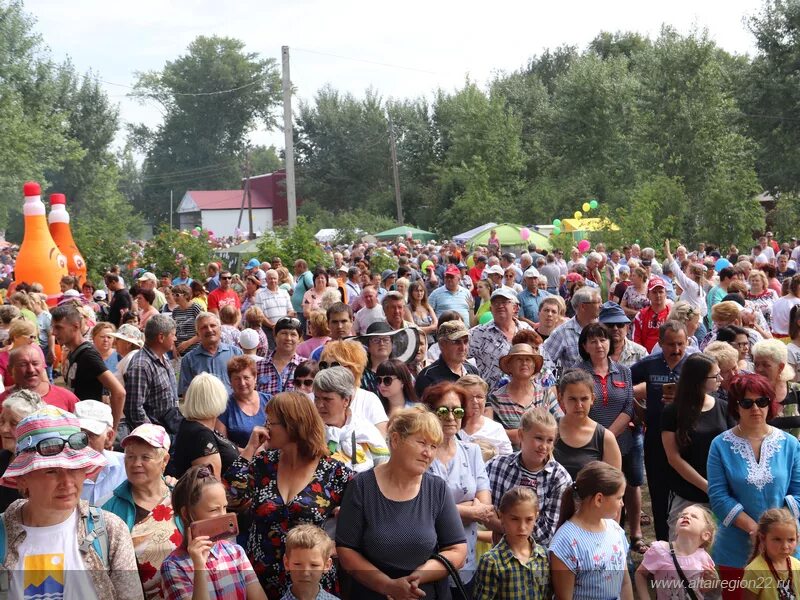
[351,388,388,427]
[114,349,140,386]
[353,306,385,335]
[12,509,99,600]
[788,342,800,383]
[460,418,513,456]
[772,296,800,335]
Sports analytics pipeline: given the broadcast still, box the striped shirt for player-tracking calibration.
[488,382,562,443]
[578,359,635,454]
[473,536,550,600]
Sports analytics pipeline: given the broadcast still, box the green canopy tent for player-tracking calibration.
[214,237,261,272]
[468,223,551,251]
[374,226,437,243]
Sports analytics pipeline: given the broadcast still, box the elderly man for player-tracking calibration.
[255,269,295,344]
[172,265,193,287]
[0,345,79,411]
[517,267,551,327]
[353,285,385,335]
[469,289,531,391]
[542,286,601,372]
[428,265,473,324]
[483,265,505,290]
[76,400,126,506]
[136,271,167,310]
[206,262,221,292]
[345,267,362,306]
[124,314,179,434]
[415,321,479,395]
[383,291,414,330]
[178,312,242,395]
[633,278,670,352]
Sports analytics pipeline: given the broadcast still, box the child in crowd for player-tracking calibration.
[473,487,550,600]
[549,461,632,600]
[280,524,339,600]
[161,465,266,600]
[742,508,800,600]
[220,304,242,345]
[635,504,717,600]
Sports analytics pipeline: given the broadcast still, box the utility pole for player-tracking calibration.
[169,190,173,229]
[237,150,251,235]
[282,46,297,228]
[247,167,254,240]
[388,115,404,225]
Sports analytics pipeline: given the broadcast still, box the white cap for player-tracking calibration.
[239,328,260,350]
[485,265,504,276]
[74,400,113,435]
[62,289,80,298]
[93,290,107,301]
[523,267,540,278]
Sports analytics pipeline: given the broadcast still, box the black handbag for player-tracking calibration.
[430,552,469,600]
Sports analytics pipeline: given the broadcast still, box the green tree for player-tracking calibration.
[250,145,282,175]
[141,225,216,277]
[256,217,329,269]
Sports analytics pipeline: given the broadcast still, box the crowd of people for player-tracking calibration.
[0,231,799,599]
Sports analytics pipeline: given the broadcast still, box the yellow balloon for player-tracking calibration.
[574,211,582,219]
[582,202,591,212]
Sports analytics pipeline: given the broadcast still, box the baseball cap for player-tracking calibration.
[74,400,113,436]
[239,328,260,350]
[437,320,469,341]
[246,258,260,269]
[121,423,170,451]
[485,265,504,276]
[337,265,349,273]
[137,272,157,283]
[491,288,519,304]
[93,290,107,301]
[648,277,666,291]
[62,289,80,298]
[444,265,460,276]
[598,301,630,325]
[523,267,540,279]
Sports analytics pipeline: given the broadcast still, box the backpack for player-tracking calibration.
[0,506,110,597]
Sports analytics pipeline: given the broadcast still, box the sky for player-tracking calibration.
[26,0,764,153]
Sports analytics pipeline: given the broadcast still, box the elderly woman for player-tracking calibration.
[104,424,181,599]
[746,269,779,332]
[225,391,352,599]
[0,390,45,511]
[135,288,159,331]
[320,340,389,435]
[457,374,512,456]
[0,319,46,389]
[240,274,261,314]
[217,355,271,449]
[376,358,418,416]
[0,407,142,599]
[708,373,800,596]
[701,300,757,350]
[358,321,397,393]
[296,310,330,359]
[171,284,202,357]
[313,366,389,472]
[704,341,743,404]
[256,316,305,396]
[91,321,119,372]
[337,406,467,600]
[752,339,800,435]
[171,372,239,478]
[487,343,560,449]
[302,269,329,319]
[111,323,144,385]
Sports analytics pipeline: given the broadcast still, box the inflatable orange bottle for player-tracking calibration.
[15,182,67,305]
[48,193,87,287]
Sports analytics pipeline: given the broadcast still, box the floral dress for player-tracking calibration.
[622,284,650,311]
[746,289,779,332]
[224,449,353,599]
[131,494,184,599]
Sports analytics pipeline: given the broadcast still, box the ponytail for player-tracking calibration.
[556,461,625,529]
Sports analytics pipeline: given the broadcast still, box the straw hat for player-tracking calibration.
[498,343,544,375]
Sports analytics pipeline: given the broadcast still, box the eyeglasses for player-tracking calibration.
[377,376,397,386]
[706,373,723,381]
[434,406,465,420]
[738,397,770,409]
[293,378,314,387]
[319,361,341,370]
[21,432,88,457]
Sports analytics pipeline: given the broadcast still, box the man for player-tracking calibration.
[0,345,79,411]
[382,291,414,331]
[633,278,670,352]
[207,270,241,315]
[52,305,125,431]
[542,286,601,372]
[469,289,531,391]
[484,265,505,289]
[631,321,689,541]
[705,266,735,328]
[105,273,131,327]
[206,262,220,292]
[415,321,478,395]
[428,265,473,324]
[517,267,551,326]
[291,259,314,324]
[160,272,173,288]
[244,258,261,277]
[172,265,193,287]
[310,302,354,361]
[345,267,362,306]
[539,254,561,295]
[599,302,647,368]
[534,297,563,341]
[76,400,126,506]
[777,252,797,283]
[179,312,242,395]
[332,252,344,270]
[137,272,167,311]
[124,314,179,434]
[500,253,522,282]
[353,285,385,335]
[254,269,295,343]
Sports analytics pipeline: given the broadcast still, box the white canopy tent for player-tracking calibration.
[453,222,497,245]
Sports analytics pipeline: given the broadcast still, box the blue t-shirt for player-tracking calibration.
[218,392,271,448]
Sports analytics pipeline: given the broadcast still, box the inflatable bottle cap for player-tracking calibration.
[49,194,66,205]
[23,182,41,197]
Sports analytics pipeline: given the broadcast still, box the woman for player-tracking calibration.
[487,228,500,253]
[376,358,418,416]
[217,355,271,449]
[708,373,800,597]
[302,269,329,319]
[664,239,708,339]
[291,360,318,398]
[320,340,389,435]
[553,368,622,480]
[611,265,631,303]
[395,276,410,302]
[0,407,142,599]
[502,268,522,294]
[704,341,743,404]
[189,280,208,311]
[171,284,202,356]
[746,269,779,332]
[423,382,492,593]
[336,406,467,600]
[472,279,493,326]
[10,291,39,329]
[135,288,159,331]
[103,424,181,599]
[457,374,512,456]
[240,275,261,315]
[620,266,650,319]
[716,325,753,371]
[225,392,352,599]
[256,316,305,396]
[276,266,293,293]
[296,310,330,359]
[661,353,734,540]
[111,323,144,385]
[0,390,45,511]
[159,285,177,315]
[667,300,702,348]
[487,343,560,449]
[752,339,800,434]
[359,321,397,393]
[406,280,438,343]
[313,366,389,472]
[771,273,800,338]
[0,319,47,388]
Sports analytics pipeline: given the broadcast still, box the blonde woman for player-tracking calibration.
[752,339,800,435]
[394,276,410,302]
[651,301,702,354]
[746,269,780,332]
[92,322,119,372]
[297,310,330,359]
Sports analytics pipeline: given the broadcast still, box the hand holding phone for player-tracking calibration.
[189,513,239,543]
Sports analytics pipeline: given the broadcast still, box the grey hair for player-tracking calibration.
[571,286,600,310]
[195,311,220,329]
[313,366,355,399]
[2,390,46,420]
[641,247,655,260]
[145,314,176,343]
[658,320,687,341]
[382,291,405,307]
[587,252,603,263]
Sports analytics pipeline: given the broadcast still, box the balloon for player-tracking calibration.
[479,311,495,325]
[582,202,591,212]
[552,218,562,227]
[714,258,732,272]
[578,239,591,253]
[553,227,561,235]
[520,227,531,241]
[574,211,582,219]
[195,226,202,231]
[590,199,598,209]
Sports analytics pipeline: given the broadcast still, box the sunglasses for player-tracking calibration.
[220,276,232,280]
[20,432,89,457]
[377,376,397,386]
[293,378,314,387]
[435,406,465,420]
[319,361,341,370]
[276,317,301,329]
[738,397,770,409]
[605,322,626,329]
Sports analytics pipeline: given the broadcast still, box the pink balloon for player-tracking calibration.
[520,227,531,241]
[578,240,591,253]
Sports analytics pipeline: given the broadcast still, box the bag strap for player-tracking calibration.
[79,507,109,569]
[430,552,469,600]
[669,542,699,600]
[0,514,7,599]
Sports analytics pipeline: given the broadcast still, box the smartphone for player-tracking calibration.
[662,383,676,396]
[190,513,239,542]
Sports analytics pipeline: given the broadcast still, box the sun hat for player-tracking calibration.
[137,271,158,283]
[62,289,80,298]
[353,321,420,364]
[647,277,666,291]
[523,267,540,278]
[74,400,113,436]
[239,328,260,350]
[0,406,107,488]
[121,423,170,451]
[598,301,630,325]
[381,270,396,282]
[246,258,260,269]
[110,323,144,347]
[499,343,544,375]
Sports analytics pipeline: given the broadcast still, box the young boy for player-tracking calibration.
[281,524,339,600]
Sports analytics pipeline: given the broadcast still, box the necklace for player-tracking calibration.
[765,554,796,600]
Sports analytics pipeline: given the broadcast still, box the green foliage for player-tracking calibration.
[766,193,800,241]
[367,248,399,274]
[256,217,329,270]
[141,225,216,277]
[298,202,397,239]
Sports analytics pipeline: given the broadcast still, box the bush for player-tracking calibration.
[256,217,329,270]
[141,225,216,278]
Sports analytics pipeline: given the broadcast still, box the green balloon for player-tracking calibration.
[478,311,494,325]
[589,199,598,209]
[553,218,562,227]
[553,227,561,235]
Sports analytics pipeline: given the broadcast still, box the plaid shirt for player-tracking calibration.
[161,540,258,600]
[469,319,531,391]
[280,586,340,600]
[124,344,178,429]
[542,317,585,375]
[473,536,550,600]
[486,452,572,546]
[256,351,305,395]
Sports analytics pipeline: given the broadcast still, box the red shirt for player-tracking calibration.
[0,384,79,413]
[207,288,241,312]
[632,305,670,352]
[468,266,484,296]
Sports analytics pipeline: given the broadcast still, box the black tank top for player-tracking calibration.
[554,423,606,480]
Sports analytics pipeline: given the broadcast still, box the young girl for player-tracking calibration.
[474,487,550,600]
[742,508,800,600]
[549,461,632,600]
[635,504,717,600]
[161,465,266,600]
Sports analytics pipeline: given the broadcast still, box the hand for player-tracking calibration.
[386,575,425,600]
[164,476,178,487]
[701,565,719,583]
[471,500,496,524]
[187,534,213,569]
[246,426,269,454]
[664,239,671,255]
